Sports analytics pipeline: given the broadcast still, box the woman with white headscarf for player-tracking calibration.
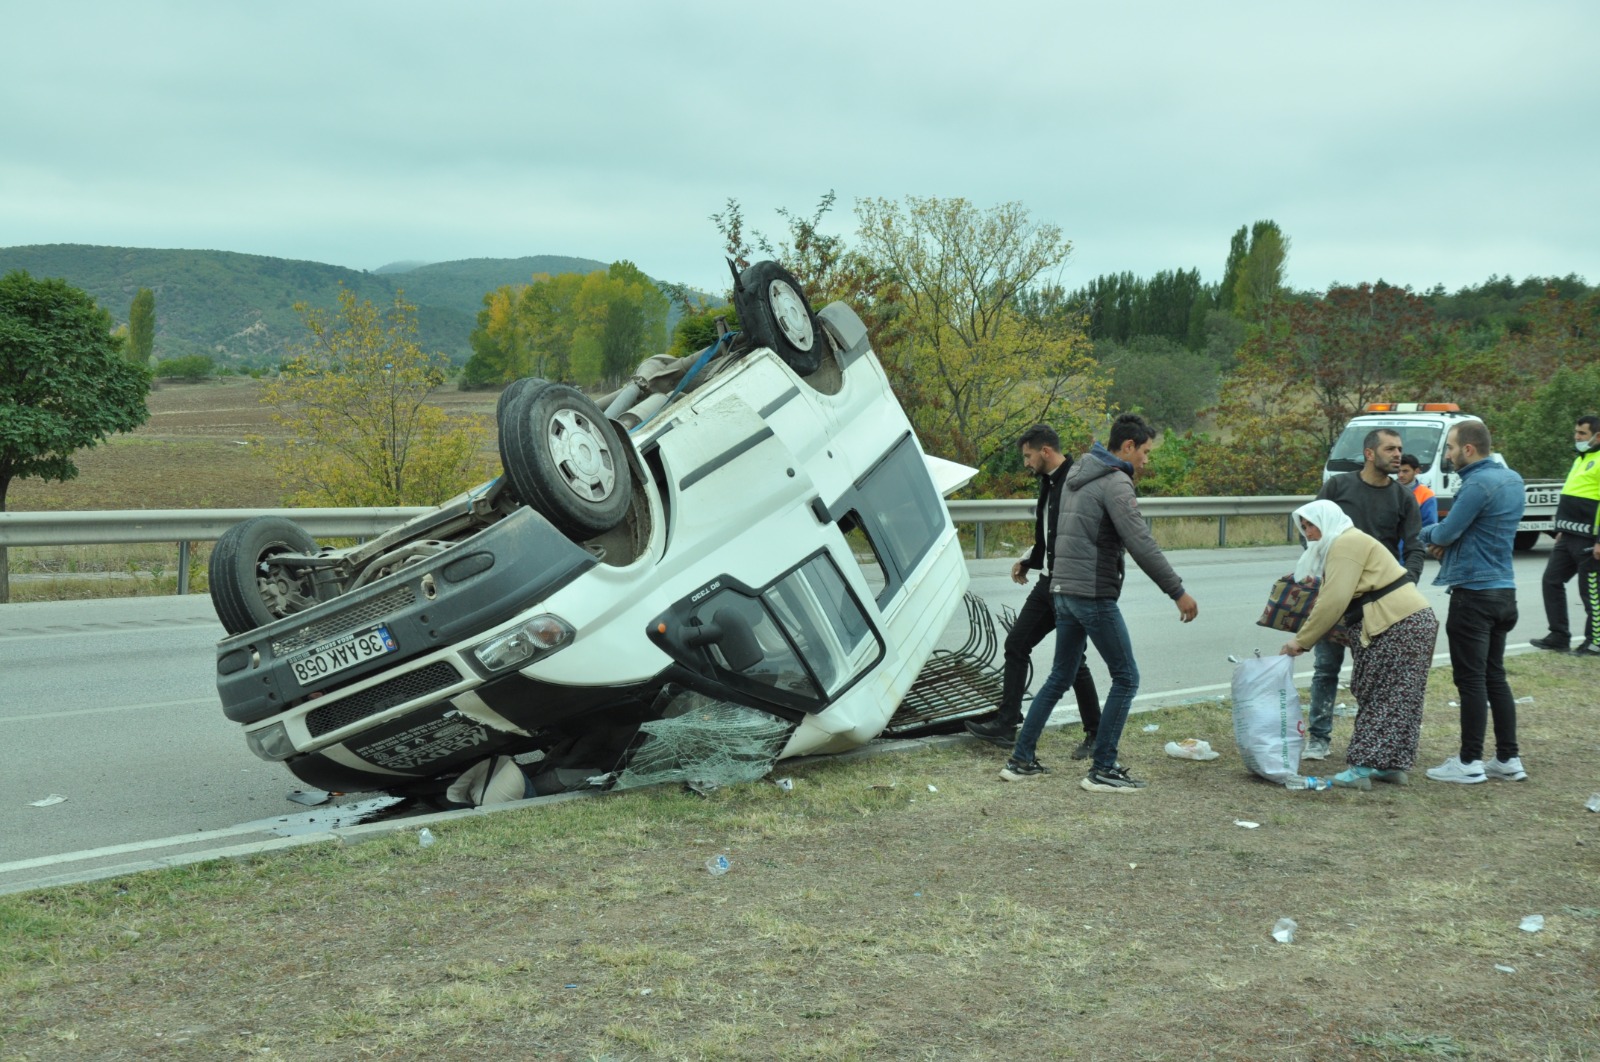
[1279,499,1438,788]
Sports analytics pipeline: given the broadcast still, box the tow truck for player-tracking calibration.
[1325,403,1561,550]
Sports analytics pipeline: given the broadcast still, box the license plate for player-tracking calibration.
[1526,491,1559,506]
[290,624,397,686]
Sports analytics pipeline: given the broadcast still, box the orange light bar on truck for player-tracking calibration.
[1363,402,1461,413]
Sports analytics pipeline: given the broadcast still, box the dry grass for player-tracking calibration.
[2,655,1596,1060]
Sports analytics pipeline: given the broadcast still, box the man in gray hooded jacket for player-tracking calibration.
[1002,413,1199,792]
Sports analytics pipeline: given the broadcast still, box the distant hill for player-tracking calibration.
[0,245,619,367]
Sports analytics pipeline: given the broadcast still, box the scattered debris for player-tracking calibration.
[1514,696,1534,704]
[26,794,67,808]
[773,777,794,792]
[868,783,897,791]
[287,790,331,806]
[417,828,435,848]
[1519,915,1544,933]
[705,854,730,876]
[1234,820,1261,829]
[1271,918,1297,944]
[1142,723,1160,733]
[927,784,938,793]
[1495,964,1516,974]
[1165,738,1220,761]
[1585,793,1600,813]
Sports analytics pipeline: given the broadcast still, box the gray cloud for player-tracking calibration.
[3,0,1595,295]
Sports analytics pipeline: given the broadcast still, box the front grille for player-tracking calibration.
[272,585,416,655]
[306,661,461,737]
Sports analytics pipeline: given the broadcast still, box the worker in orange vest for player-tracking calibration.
[1399,454,1438,527]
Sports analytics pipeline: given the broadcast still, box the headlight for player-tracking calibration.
[245,722,296,761]
[473,614,574,672]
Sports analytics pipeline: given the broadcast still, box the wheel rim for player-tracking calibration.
[546,407,617,502]
[767,279,814,351]
[256,550,316,618]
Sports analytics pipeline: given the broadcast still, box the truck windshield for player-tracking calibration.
[1327,422,1444,473]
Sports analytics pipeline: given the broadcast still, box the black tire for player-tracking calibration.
[495,378,536,447]
[209,516,320,635]
[1514,530,1540,552]
[500,380,634,540]
[734,261,824,377]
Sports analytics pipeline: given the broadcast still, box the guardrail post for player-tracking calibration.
[974,522,985,559]
[177,541,191,595]
[1217,515,1227,548]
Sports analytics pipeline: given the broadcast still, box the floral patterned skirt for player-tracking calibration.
[1346,607,1439,771]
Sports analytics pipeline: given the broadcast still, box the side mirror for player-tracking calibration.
[682,605,764,673]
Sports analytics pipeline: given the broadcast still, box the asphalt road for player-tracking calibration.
[0,542,1568,869]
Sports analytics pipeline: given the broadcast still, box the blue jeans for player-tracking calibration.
[1307,638,1344,743]
[1012,594,1139,772]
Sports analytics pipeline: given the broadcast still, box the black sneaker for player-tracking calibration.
[1080,763,1148,793]
[1071,734,1097,760]
[966,718,1019,748]
[1531,634,1572,651]
[1571,642,1600,658]
[1000,759,1050,781]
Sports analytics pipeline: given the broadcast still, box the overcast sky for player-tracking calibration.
[4,1,1596,297]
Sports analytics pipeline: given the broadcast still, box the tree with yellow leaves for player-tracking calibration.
[854,196,1107,466]
[264,289,493,506]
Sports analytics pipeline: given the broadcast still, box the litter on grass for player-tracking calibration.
[1142,723,1160,732]
[1234,820,1261,829]
[1520,915,1545,932]
[1165,738,1220,761]
[1586,793,1600,812]
[1495,964,1516,974]
[26,795,67,807]
[1272,918,1297,943]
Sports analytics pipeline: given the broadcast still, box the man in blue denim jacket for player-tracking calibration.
[1418,420,1528,784]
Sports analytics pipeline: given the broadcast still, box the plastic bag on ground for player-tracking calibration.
[1165,738,1220,761]
[1230,654,1305,783]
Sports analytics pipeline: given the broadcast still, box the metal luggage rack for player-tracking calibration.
[884,592,1017,736]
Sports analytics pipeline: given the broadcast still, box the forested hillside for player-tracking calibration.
[0,245,611,366]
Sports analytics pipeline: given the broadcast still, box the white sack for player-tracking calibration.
[1230,655,1305,783]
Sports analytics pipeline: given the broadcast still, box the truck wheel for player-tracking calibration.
[735,261,825,377]
[1514,531,1540,552]
[209,517,320,635]
[500,380,634,540]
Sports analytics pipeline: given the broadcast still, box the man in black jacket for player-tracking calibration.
[966,424,1102,757]
[1304,427,1424,762]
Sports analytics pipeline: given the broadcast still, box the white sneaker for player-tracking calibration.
[1425,755,1487,784]
[1484,756,1528,781]
[1302,737,1331,761]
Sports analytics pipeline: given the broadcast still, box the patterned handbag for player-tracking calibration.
[1256,574,1320,633]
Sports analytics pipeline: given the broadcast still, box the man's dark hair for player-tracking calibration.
[1018,423,1060,452]
[1577,414,1600,434]
[1453,419,1492,456]
[1400,453,1421,470]
[1363,427,1401,454]
[1107,412,1156,452]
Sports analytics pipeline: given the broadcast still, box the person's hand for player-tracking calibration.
[1592,541,1600,561]
[1279,641,1306,656]
[1175,592,1198,623]
[1427,544,1445,560]
[1010,561,1028,586]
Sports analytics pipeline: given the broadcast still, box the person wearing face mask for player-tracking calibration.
[1531,415,1600,657]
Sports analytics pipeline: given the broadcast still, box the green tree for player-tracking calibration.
[0,270,150,601]
[263,288,492,506]
[854,196,1107,466]
[127,287,156,367]
[1098,335,1219,432]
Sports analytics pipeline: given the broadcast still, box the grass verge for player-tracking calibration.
[2,656,1596,1060]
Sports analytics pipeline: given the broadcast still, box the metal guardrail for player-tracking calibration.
[0,497,1313,597]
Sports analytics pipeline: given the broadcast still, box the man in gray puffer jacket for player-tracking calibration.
[1002,413,1200,792]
